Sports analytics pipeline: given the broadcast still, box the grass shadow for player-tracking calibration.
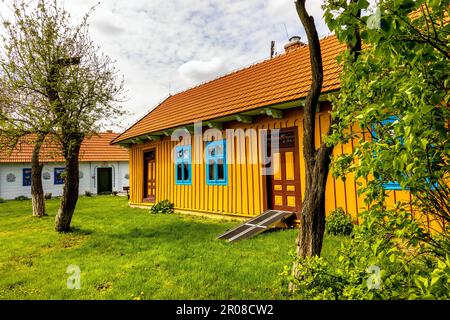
[60,226,94,235]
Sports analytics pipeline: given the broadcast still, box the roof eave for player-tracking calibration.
[114,91,338,146]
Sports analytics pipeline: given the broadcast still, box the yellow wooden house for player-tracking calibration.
[112,35,426,227]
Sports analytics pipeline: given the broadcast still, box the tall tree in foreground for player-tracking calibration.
[0,22,57,217]
[1,0,124,230]
[289,1,362,290]
[287,1,449,299]
[326,0,449,249]
[293,0,331,259]
[292,0,363,259]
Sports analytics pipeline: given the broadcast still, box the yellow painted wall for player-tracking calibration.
[128,105,420,223]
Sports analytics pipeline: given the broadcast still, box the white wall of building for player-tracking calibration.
[0,161,129,200]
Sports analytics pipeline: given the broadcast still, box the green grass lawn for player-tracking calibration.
[0,196,345,300]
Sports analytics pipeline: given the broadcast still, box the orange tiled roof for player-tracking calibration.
[113,35,345,143]
[0,132,129,163]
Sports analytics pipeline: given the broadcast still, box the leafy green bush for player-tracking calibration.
[150,200,174,214]
[284,205,450,300]
[326,207,353,236]
[44,193,52,200]
[0,197,5,203]
[15,195,29,201]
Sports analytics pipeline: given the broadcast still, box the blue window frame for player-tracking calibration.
[372,116,402,190]
[373,115,438,191]
[205,140,227,186]
[54,168,65,185]
[175,145,192,185]
[23,168,32,186]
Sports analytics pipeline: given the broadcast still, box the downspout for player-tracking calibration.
[117,161,120,192]
[90,162,92,193]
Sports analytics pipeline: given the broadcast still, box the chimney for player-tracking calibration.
[284,36,305,53]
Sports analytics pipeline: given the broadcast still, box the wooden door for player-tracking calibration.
[143,150,156,202]
[268,128,301,212]
[97,167,112,194]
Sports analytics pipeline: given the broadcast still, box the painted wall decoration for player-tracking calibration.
[6,173,15,182]
[43,172,51,180]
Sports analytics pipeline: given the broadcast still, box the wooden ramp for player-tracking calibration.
[217,210,294,242]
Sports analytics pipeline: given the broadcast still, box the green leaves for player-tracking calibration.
[326,207,354,236]
[317,0,450,300]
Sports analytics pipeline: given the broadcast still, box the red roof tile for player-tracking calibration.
[0,132,129,163]
[113,35,345,143]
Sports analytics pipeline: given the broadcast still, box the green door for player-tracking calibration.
[97,167,112,194]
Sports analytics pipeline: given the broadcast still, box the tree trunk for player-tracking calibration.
[54,141,81,232]
[31,134,46,217]
[293,0,331,257]
[47,56,82,232]
[296,147,333,257]
[289,0,362,292]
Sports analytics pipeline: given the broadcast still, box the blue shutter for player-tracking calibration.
[205,140,228,186]
[175,145,192,185]
[22,168,32,186]
[54,168,65,185]
[372,116,403,190]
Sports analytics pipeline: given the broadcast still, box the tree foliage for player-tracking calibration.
[325,0,449,236]
[283,0,450,300]
[0,0,125,229]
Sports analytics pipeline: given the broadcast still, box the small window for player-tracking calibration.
[54,168,65,185]
[175,146,191,185]
[372,116,402,190]
[23,168,32,186]
[206,140,227,186]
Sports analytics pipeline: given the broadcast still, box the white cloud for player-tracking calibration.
[178,57,228,85]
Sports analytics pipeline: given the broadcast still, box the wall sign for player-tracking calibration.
[43,172,51,180]
[6,173,15,182]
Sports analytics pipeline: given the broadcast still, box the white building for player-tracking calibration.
[0,132,129,200]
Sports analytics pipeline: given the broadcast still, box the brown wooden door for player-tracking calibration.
[143,150,156,203]
[268,128,301,212]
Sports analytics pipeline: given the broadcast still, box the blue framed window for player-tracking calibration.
[205,140,227,186]
[23,168,32,186]
[175,145,192,185]
[372,116,402,190]
[54,168,65,185]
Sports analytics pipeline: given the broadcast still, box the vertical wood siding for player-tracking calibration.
[128,106,419,222]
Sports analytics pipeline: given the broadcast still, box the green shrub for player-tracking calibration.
[326,207,353,236]
[85,190,92,197]
[284,206,450,300]
[15,195,29,201]
[0,197,5,203]
[150,200,174,214]
[44,193,52,200]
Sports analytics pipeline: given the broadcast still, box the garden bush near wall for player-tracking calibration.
[150,200,174,214]
[283,205,450,300]
[0,197,5,203]
[14,196,29,201]
[326,207,353,236]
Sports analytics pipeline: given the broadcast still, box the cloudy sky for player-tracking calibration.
[4,0,333,131]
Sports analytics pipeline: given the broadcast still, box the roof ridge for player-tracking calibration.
[170,33,337,97]
[114,33,342,143]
